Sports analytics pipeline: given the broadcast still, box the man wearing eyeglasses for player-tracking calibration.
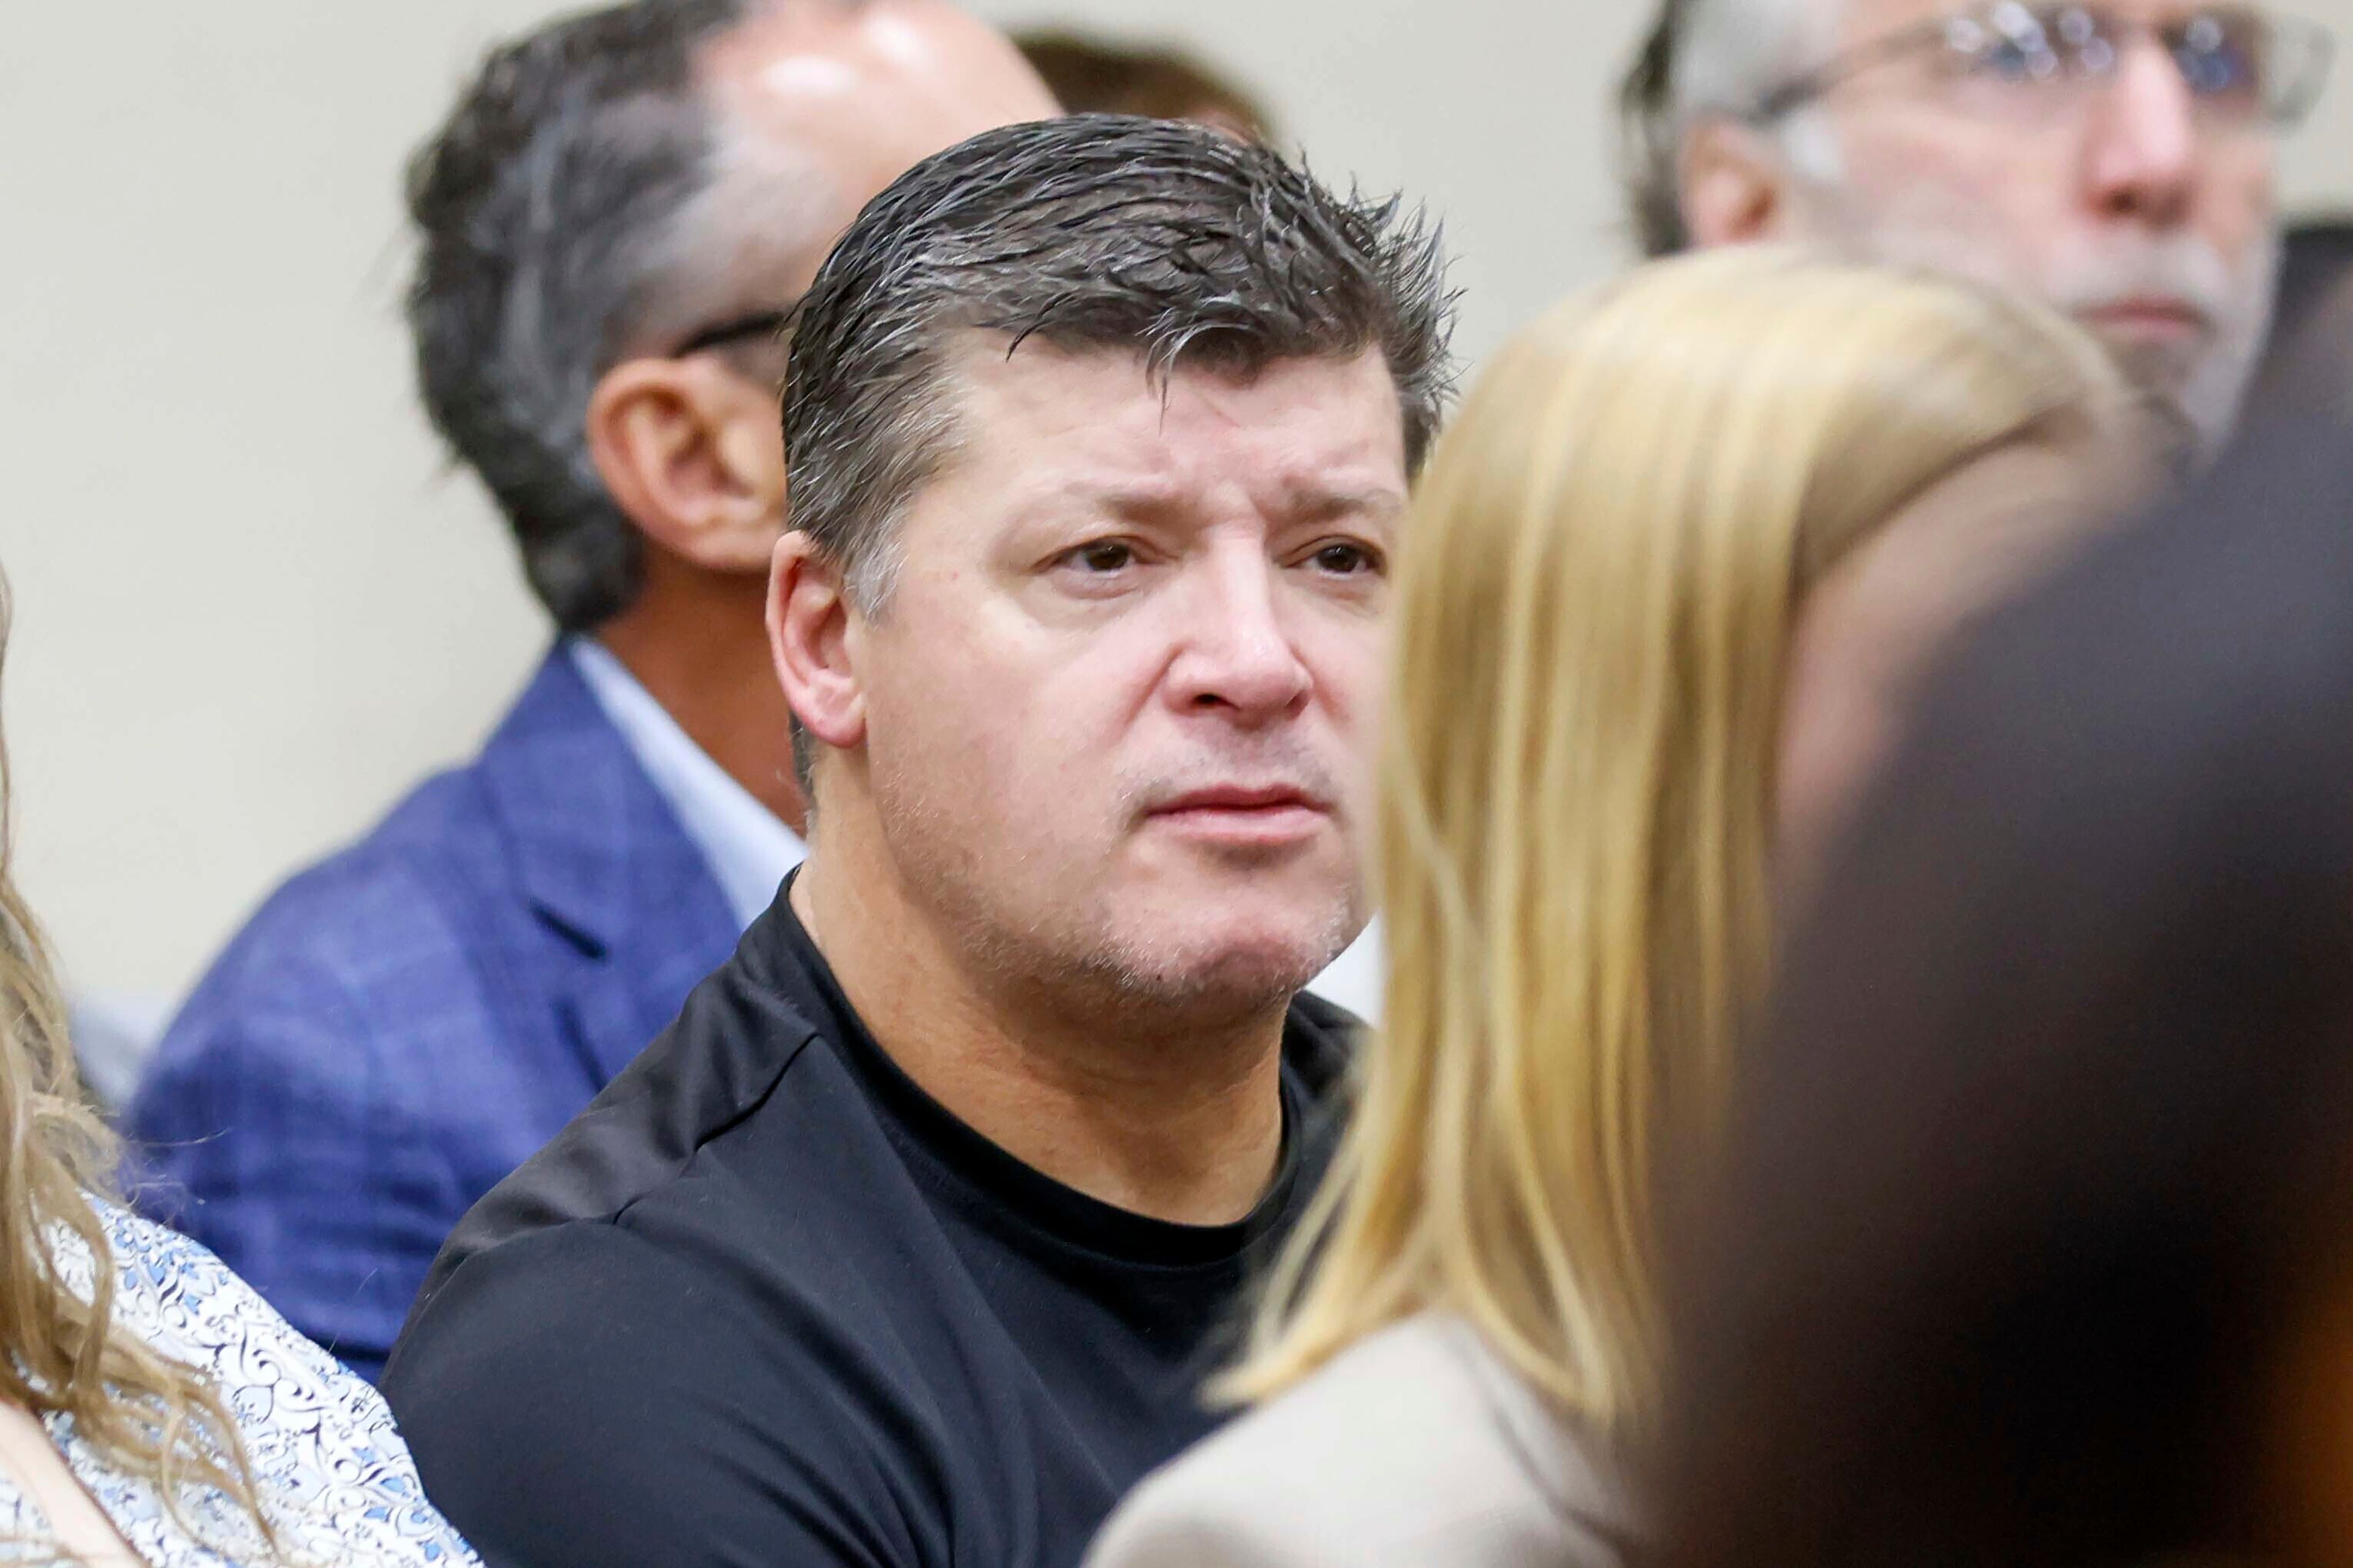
[125,0,1058,1381]
[1621,0,2332,455]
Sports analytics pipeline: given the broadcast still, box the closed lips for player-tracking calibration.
[1149,786,1326,815]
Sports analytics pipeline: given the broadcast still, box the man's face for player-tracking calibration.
[844,342,1405,1020]
[1777,0,2281,450]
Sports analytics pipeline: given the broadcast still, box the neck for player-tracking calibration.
[792,811,1290,1227]
[595,556,806,835]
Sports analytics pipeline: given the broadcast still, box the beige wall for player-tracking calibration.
[5,0,2352,1007]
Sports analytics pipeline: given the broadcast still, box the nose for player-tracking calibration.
[1162,540,1313,726]
[2082,33,2199,228]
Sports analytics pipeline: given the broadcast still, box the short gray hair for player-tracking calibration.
[406,0,786,630]
[782,114,1457,787]
[1617,0,1833,256]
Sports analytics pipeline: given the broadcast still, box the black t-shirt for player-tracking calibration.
[381,881,1354,1568]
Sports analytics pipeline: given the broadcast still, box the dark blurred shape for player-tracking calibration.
[2275,216,2353,341]
[1659,403,2353,1568]
[1015,29,1272,141]
[2251,214,2353,411]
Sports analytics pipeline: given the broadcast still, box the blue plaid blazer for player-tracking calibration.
[127,648,740,1381]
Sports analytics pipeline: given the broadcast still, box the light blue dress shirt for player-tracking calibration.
[566,638,806,930]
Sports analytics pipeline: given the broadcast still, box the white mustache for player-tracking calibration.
[2047,238,2239,325]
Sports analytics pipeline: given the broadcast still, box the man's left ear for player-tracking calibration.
[586,356,789,574]
[1680,115,1797,248]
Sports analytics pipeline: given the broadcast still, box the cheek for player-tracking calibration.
[1844,119,2060,244]
[1776,583,1919,869]
[1776,662,1890,863]
[862,680,971,810]
[2200,145,2276,256]
[1309,615,1385,747]
[862,610,1148,816]
[1289,606,1388,806]
[858,612,1019,791]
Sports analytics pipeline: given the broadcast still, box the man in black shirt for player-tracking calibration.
[381,115,1455,1568]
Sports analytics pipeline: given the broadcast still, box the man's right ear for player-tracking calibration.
[768,532,866,756]
[1679,116,1794,247]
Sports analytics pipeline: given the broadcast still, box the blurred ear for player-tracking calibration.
[1681,116,1794,247]
[768,531,865,757]
[588,356,787,575]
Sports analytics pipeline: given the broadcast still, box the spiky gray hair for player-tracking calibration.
[784,113,1455,607]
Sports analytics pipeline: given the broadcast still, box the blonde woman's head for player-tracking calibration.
[1230,246,2157,1431]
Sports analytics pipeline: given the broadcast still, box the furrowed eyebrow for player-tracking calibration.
[1086,484,1191,518]
[1285,487,1405,524]
[1017,477,1403,530]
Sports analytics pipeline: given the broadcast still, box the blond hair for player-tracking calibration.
[1228,247,2145,1431]
[0,576,276,1556]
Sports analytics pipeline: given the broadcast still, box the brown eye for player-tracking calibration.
[1073,540,1135,573]
[1311,542,1382,575]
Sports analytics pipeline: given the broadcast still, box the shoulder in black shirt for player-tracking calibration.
[381,881,1355,1568]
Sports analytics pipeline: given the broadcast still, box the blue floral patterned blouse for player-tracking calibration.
[0,1200,478,1566]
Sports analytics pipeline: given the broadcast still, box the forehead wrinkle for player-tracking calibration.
[1279,483,1407,523]
[940,334,1403,513]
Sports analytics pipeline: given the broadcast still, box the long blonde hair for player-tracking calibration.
[0,577,275,1553]
[1230,248,2146,1431]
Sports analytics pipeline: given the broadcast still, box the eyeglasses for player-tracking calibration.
[1752,2,2334,129]
[667,308,797,359]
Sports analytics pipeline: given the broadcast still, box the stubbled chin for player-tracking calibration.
[1104,907,1362,1010]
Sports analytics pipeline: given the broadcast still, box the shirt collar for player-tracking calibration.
[564,636,805,931]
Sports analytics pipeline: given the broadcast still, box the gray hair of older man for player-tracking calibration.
[1618,0,1833,256]
[779,113,1456,788]
[406,0,790,631]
